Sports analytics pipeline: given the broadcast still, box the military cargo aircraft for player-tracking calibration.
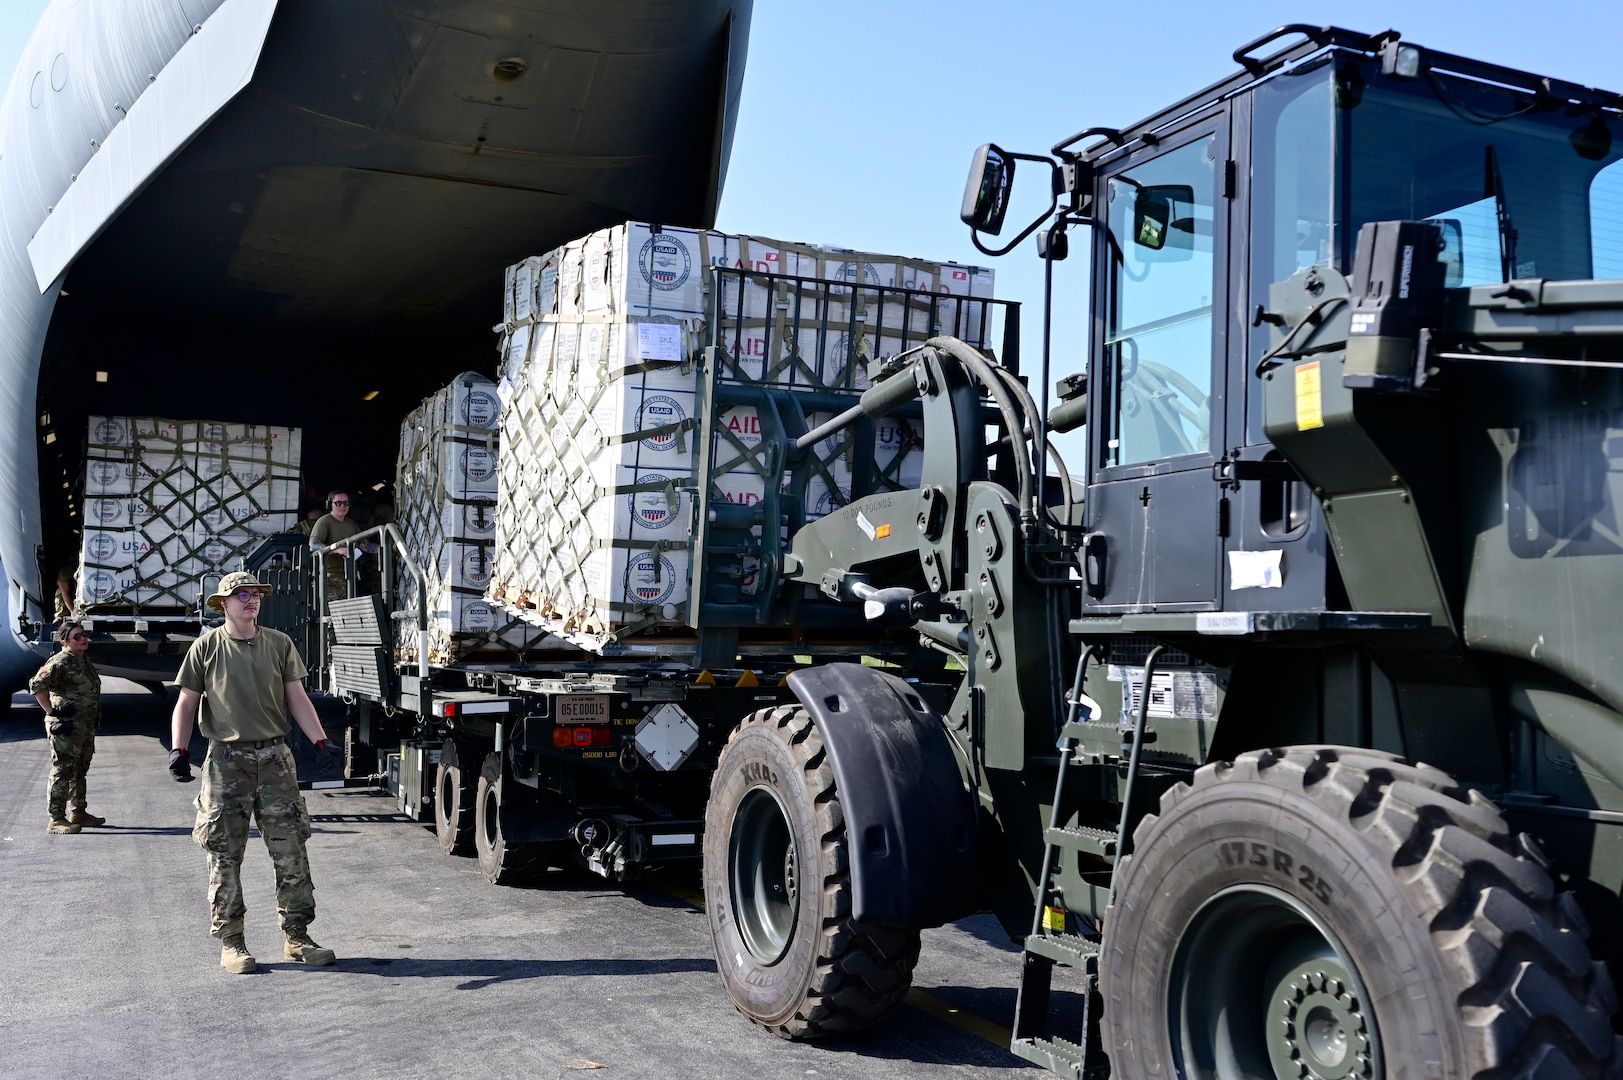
[0,0,751,688]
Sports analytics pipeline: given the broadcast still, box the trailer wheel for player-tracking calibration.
[1101,745,1623,1078]
[434,742,477,857]
[475,752,543,884]
[703,704,920,1039]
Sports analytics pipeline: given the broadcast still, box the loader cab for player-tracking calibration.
[1068,33,1623,614]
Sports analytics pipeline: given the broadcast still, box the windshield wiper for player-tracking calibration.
[1486,144,1519,281]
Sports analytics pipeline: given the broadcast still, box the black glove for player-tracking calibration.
[46,716,74,737]
[55,701,77,720]
[168,747,194,783]
[314,738,342,774]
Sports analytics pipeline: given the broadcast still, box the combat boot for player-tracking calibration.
[47,817,80,834]
[283,929,336,966]
[69,809,105,827]
[220,934,257,974]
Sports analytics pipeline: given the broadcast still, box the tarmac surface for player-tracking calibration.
[2,678,1045,1080]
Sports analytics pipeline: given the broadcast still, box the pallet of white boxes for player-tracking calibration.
[392,372,567,663]
[76,416,300,611]
[482,220,996,652]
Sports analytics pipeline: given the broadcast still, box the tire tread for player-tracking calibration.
[1116,745,1622,1077]
[717,705,919,1040]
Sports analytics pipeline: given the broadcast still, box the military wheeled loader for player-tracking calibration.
[694,23,1623,1080]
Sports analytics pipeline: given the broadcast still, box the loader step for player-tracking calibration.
[1044,823,1117,859]
[1010,1034,1086,1078]
[1023,932,1101,969]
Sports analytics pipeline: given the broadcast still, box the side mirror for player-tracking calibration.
[961,144,1014,236]
[1133,185,1195,251]
[1433,218,1465,287]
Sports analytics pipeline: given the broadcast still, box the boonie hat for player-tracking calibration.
[208,571,272,613]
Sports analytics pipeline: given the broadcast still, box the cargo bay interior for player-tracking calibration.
[24,0,751,602]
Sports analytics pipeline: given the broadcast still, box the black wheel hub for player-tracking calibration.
[729,786,798,965]
[1169,885,1381,1079]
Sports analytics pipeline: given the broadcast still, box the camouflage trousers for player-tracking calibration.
[46,722,95,820]
[192,741,316,940]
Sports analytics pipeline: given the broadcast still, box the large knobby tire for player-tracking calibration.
[434,743,477,857]
[703,704,920,1039]
[474,752,544,885]
[1102,745,1623,1079]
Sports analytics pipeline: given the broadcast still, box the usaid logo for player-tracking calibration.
[199,537,229,564]
[638,395,687,452]
[463,600,496,633]
[464,505,496,537]
[877,418,916,451]
[461,389,500,429]
[724,407,762,449]
[93,418,126,446]
[461,447,497,483]
[88,460,124,485]
[86,569,116,600]
[462,548,491,586]
[85,532,118,562]
[834,261,881,286]
[814,485,849,516]
[639,236,691,291]
[625,552,677,606]
[630,475,680,530]
[90,499,124,525]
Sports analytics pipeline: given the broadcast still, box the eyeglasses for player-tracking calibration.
[331,500,350,507]
[67,632,87,642]
[232,589,264,602]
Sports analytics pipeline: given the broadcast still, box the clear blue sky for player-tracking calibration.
[5,0,1621,410]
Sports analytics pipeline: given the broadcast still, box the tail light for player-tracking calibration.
[552,725,612,748]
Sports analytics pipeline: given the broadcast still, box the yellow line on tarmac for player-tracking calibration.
[904,987,1013,1048]
[659,880,1011,1050]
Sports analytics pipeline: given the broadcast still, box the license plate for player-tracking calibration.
[557,694,611,723]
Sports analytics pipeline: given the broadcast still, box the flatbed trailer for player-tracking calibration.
[247,270,1019,886]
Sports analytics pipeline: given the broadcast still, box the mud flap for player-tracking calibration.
[786,663,977,928]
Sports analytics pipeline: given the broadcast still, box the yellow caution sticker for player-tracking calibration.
[1043,906,1066,932]
[1295,361,1324,431]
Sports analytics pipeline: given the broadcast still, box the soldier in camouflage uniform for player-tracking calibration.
[167,571,343,974]
[29,620,103,834]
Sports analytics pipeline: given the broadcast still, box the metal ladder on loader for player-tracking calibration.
[1010,646,1163,1078]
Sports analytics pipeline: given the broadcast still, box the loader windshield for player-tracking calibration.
[1252,55,1623,293]
[1246,54,1623,438]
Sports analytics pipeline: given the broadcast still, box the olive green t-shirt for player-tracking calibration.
[176,626,309,742]
[310,513,361,573]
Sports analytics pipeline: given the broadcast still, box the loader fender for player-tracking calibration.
[785,663,976,928]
